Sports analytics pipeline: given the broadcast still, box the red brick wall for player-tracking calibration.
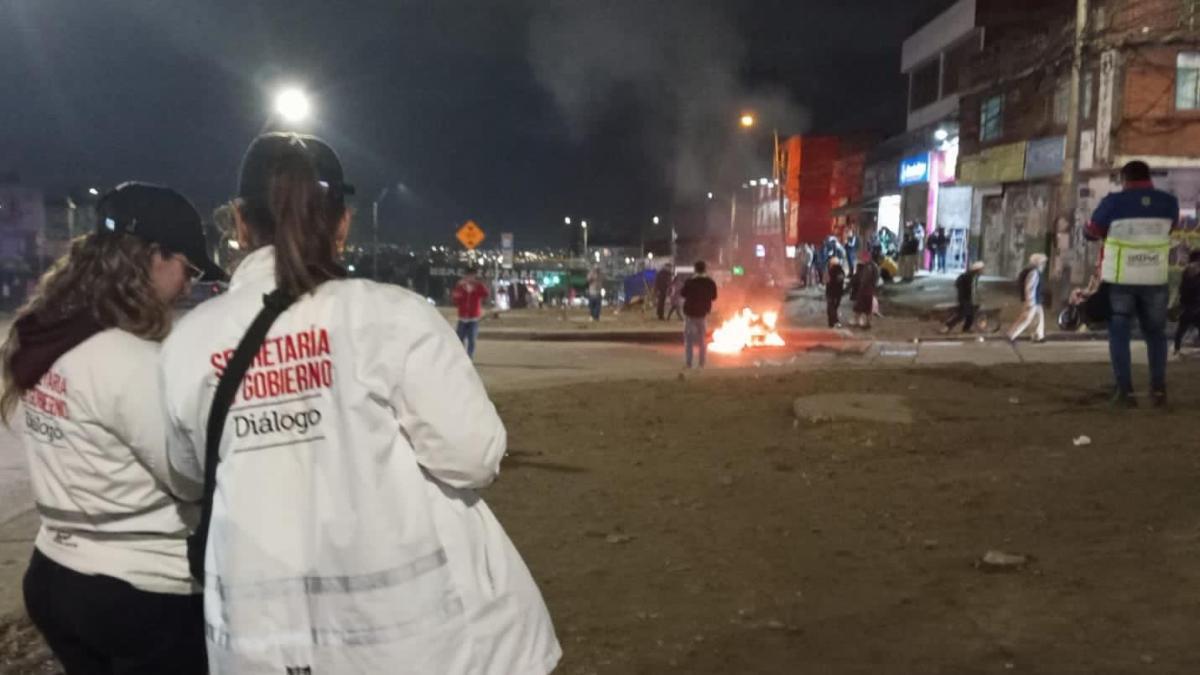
[960,74,1066,156]
[1116,46,1200,158]
[1103,0,1185,34]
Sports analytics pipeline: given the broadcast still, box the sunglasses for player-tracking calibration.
[179,255,205,283]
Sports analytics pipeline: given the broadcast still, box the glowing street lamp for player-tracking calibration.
[87,187,99,196]
[652,216,660,225]
[739,113,756,129]
[274,87,311,124]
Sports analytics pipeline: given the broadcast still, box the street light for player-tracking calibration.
[274,87,311,124]
[564,216,572,225]
[581,220,588,261]
[934,128,950,142]
[740,113,756,129]
[87,187,99,196]
[652,216,660,225]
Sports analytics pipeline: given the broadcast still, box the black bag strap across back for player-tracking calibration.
[188,289,295,585]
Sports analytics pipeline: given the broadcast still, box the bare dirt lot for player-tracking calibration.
[492,361,1200,674]
[4,360,1200,674]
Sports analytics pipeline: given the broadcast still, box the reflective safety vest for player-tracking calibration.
[1100,217,1173,285]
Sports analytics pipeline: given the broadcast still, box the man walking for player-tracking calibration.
[451,265,489,360]
[1008,253,1048,343]
[941,261,985,333]
[1085,160,1178,408]
[681,260,718,369]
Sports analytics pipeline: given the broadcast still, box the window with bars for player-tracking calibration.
[1177,52,1200,111]
[980,94,1004,141]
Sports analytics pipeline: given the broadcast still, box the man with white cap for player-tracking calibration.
[942,261,986,333]
[1008,253,1048,343]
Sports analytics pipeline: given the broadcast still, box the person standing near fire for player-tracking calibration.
[681,260,718,368]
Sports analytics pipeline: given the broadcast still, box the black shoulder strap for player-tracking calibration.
[188,289,294,584]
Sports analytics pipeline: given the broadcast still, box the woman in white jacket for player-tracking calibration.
[0,183,223,674]
[160,133,560,674]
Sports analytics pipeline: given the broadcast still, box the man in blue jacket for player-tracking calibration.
[1085,161,1178,408]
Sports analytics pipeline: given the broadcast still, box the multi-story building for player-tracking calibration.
[956,0,1200,281]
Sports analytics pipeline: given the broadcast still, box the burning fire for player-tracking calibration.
[708,307,786,354]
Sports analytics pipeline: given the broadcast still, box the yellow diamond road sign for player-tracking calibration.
[456,220,485,250]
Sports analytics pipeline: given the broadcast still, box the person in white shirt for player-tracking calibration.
[0,183,223,674]
[160,133,560,674]
[1008,253,1048,343]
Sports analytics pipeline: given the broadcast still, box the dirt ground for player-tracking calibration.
[490,361,1200,674]
[4,360,1200,674]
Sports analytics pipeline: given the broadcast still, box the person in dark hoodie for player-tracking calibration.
[0,183,223,674]
[942,261,986,333]
[826,257,847,328]
[1176,250,1200,354]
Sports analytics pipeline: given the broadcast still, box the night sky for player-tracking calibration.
[2,0,951,247]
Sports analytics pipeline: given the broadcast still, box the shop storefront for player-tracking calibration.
[897,137,970,273]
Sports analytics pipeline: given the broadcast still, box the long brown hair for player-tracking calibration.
[0,233,173,422]
[237,146,347,297]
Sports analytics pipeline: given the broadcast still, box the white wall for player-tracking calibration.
[901,0,977,74]
[907,95,961,132]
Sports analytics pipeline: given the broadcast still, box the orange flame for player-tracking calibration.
[709,308,786,354]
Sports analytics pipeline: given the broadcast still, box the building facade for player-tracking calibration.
[956,0,1200,282]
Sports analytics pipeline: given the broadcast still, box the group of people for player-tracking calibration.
[938,161,1190,408]
[823,251,882,330]
[897,222,951,280]
[2,133,561,674]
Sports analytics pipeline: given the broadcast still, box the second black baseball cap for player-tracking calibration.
[237,132,355,204]
[96,182,227,282]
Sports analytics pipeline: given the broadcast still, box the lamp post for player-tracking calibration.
[737,112,788,270]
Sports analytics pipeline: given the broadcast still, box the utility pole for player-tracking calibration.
[1054,0,1089,307]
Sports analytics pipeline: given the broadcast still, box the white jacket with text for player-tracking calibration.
[160,247,560,674]
[20,329,199,595]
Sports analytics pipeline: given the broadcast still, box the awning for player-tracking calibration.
[831,197,882,217]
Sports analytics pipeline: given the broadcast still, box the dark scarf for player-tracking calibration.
[10,310,105,390]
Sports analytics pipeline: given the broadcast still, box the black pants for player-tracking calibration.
[1177,308,1200,352]
[23,549,207,675]
[945,301,976,332]
[656,293,667,320]
[827,294,843,327]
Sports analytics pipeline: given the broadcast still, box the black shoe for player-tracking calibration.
[1151,390,1168,410]
[1110,390,1138,409]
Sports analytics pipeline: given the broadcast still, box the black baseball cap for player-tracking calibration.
[95,182,227,282]
[237,132,355,204]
